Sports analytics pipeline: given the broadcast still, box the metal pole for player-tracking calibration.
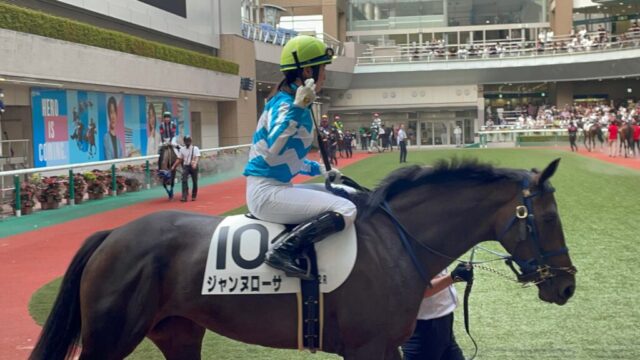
[68,169,75,206]
[111,164,117,197]
[145,160,151,189]
[13,174,21,217]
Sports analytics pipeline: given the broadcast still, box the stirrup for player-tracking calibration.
[265,252,314,280]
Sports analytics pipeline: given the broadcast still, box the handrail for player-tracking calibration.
[357,35,640,64]
[361,30,623,53]
[478,128,568,135]
[0,144,250,177]
[241,21,346,56]
[0,139,30,144]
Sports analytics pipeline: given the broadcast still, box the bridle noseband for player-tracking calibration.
[497,177,577,286]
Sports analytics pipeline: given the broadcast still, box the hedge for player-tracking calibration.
[0,2,239,75]
[519,135,570,142]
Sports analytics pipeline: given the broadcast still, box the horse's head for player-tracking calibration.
[496,159,577,305]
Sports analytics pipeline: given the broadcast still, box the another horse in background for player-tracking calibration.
[31,159,576,360]
[158,144,178,200]
[618,122,635,157]
[581,122,604,152]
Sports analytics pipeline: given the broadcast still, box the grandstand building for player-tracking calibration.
[1,0,640,170]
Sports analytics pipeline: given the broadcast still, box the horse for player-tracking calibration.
[328,129,340,166]
[30,159,576,360]
[618,121,635,157]
[581,121,604,152]
[158,144,177,200]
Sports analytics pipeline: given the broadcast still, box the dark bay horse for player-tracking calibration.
[31,159,576,360]
[158,144,177,199]
[618,122,634,157]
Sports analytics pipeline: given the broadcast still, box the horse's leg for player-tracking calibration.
[78,253,164,359]
[148,316,206,360]
[583,134,590,152]
[78,298,157,360]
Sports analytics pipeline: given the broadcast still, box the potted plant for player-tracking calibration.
[107,174,126,195]
[10,180,37,215]
[84,171,106,200]
[63,173,87,204]
[37,176,63,210]
[125,177,142,192]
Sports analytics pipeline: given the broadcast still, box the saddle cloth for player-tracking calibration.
[201,215,357,295]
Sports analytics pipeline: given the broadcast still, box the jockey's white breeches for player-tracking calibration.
[246,176,357,228]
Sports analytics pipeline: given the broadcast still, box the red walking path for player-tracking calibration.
[570,148,640,170]
[0,153,370,360]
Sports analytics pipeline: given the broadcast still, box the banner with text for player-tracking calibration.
[31,89,190,167]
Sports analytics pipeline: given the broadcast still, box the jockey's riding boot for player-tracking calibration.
[264,211,345,281]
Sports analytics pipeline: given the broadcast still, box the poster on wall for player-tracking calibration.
[31,89,190,168]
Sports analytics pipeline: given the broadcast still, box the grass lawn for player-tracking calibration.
[30,148,640,359]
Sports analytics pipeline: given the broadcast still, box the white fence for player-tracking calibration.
[1,144,251,217]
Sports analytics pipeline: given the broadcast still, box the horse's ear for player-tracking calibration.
[537,158,561,187]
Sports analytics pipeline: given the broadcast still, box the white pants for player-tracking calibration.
[246,176,357,228]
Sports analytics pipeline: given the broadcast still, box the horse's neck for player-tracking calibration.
[385,180,516,279]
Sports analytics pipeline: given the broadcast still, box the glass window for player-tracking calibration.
[347,1,547,37]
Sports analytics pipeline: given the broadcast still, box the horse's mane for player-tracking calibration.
[351,158,526,217]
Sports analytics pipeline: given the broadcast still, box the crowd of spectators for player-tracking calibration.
[392,22,640,62]
[484,100,640,130]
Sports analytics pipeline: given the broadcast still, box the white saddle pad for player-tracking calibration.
[201,215,357,295]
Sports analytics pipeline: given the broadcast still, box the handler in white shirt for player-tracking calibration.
[172,135,201,202]
[402,263,473,360]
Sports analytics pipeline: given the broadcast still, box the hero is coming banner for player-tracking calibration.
[31,89,190,168]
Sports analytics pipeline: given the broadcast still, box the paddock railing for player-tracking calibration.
[0,144,251,218]
[478,128,577,148]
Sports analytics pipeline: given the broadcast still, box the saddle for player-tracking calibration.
[201,214,357,352]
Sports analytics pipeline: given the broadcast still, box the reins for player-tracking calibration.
[325,173,576,360]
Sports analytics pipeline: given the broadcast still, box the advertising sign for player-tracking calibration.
[31,89,190,167]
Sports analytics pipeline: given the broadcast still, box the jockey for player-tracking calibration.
[243,35,357,280]
[158,111,179,170]
[332,115,344,135]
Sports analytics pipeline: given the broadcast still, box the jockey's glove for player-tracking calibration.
[451,263,474,283]
[293,79,316,108]
[323,168,343,184]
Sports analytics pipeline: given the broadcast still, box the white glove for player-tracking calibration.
[323,168,343,184]
[293,79,316,108]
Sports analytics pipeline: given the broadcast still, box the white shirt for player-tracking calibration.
[178,145,201,165]
[397,128,407,143]
[416,270,458,320]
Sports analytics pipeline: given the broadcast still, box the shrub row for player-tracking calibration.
[519,135,570,143]
[0,2,239,75]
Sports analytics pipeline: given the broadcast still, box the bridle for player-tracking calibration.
[326,173,577,360]
[496,177,577,286]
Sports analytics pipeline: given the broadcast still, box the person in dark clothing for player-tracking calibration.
[568,122,578,152]
[343,130,353,158]
[401,263,473,360]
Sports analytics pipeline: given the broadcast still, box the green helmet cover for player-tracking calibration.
[280,35,333,72]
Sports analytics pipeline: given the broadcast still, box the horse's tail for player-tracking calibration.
[30,230,112,360]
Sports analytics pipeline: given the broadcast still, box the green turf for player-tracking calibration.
[29,148,640,359]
